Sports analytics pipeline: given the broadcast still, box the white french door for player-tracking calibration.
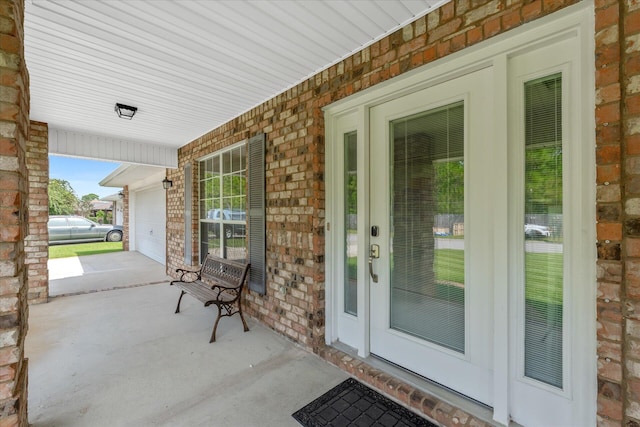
[325,5,595,426]
[369,68,494,405]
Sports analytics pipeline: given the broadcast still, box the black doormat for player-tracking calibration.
[292,378,438,427]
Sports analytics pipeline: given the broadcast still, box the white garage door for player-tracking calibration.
[134,186,166,265]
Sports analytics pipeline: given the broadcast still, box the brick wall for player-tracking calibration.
[0,0,29,425]
[595,0,640,425]
[25,121,47,304]
[167,0,637,425]
[166,166,187,270]
[122,185,129,252]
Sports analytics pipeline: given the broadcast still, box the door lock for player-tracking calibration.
[370,244,379,258]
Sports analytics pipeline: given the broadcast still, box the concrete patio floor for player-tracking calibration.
[27,252,347,426]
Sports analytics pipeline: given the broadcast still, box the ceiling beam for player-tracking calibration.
[49,128,178,168]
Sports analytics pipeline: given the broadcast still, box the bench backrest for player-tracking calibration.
[201,255,250,289]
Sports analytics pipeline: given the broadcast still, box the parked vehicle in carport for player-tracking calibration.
[48,215,123,244]
[207,209,246,239]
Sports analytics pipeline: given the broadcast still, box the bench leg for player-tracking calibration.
[238,301,250,333]
[175,290,186,314]
[209,302,250,343]
[210,305,223,343]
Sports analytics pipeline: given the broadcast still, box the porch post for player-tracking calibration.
[0,0,30,424]
[26,121,49,304]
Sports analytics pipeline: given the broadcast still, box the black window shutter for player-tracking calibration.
[248,133,266,294]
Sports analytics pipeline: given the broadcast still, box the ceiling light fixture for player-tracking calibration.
[114,103,137,120]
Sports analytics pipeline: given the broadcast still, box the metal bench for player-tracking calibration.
[170,255,250,343]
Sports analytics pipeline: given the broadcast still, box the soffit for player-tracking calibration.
[99,163,165,189]
[25,0,447,149]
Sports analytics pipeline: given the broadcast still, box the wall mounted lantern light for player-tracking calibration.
[162,177,173,190]
[118,190,124,199]
[114,103,137,120]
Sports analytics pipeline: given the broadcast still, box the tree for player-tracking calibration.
[95,210,105,224]
[78,193,99,217]
[525,146,563,214]
[49,179,78,215]
[433,160,464,214]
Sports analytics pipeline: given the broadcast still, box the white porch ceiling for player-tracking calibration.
[25,0,447,151]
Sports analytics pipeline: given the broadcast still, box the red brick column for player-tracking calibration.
[595,0,640,425]
[621,0,640,425]
[594,0,624,423]
[0,0,30,425]
[122,185,129,251]
[26,121,48,304]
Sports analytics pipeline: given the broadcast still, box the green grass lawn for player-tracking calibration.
[348,247,563,324]
[350,248,563,305]
[434,249,563,305]
[434,249,465,284]
[49,242,123,259]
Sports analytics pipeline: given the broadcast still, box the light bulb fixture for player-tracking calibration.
[114,103,137,120]
[118,190,124,199]
[162,177,173,190]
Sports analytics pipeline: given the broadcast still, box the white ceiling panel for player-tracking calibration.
[25,0,448,150]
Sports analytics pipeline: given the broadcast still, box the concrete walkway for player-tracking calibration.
[48,251,172,297]
[29,253,347,426]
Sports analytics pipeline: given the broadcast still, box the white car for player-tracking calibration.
[206,209,246,238]
[525,223,551,239]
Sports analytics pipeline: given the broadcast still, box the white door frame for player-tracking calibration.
[324,3,595,426]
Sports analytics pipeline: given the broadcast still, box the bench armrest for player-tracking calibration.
[175,268,201,282]
[210,283,242,300]
[210,282,239,291]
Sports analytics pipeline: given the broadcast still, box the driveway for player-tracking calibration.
[48,251,172,297]
[435,237,563,253]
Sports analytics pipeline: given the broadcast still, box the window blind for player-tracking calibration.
[523,73,563,388]
[389,101,466,353]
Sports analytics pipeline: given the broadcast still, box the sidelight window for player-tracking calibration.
[523,73,564,388]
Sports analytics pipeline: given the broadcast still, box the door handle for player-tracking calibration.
[369,244,379,283]
[369,257,378,283]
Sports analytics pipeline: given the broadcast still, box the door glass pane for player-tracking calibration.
[344,131,358,316]
[524,73,563,388]
[389,101,465,353]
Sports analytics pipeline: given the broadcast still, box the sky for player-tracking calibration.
[49,155,121,199]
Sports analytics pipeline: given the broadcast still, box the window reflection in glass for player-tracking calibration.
[344,131,358,316]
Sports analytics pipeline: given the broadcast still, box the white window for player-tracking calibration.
[199,143,247,261]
